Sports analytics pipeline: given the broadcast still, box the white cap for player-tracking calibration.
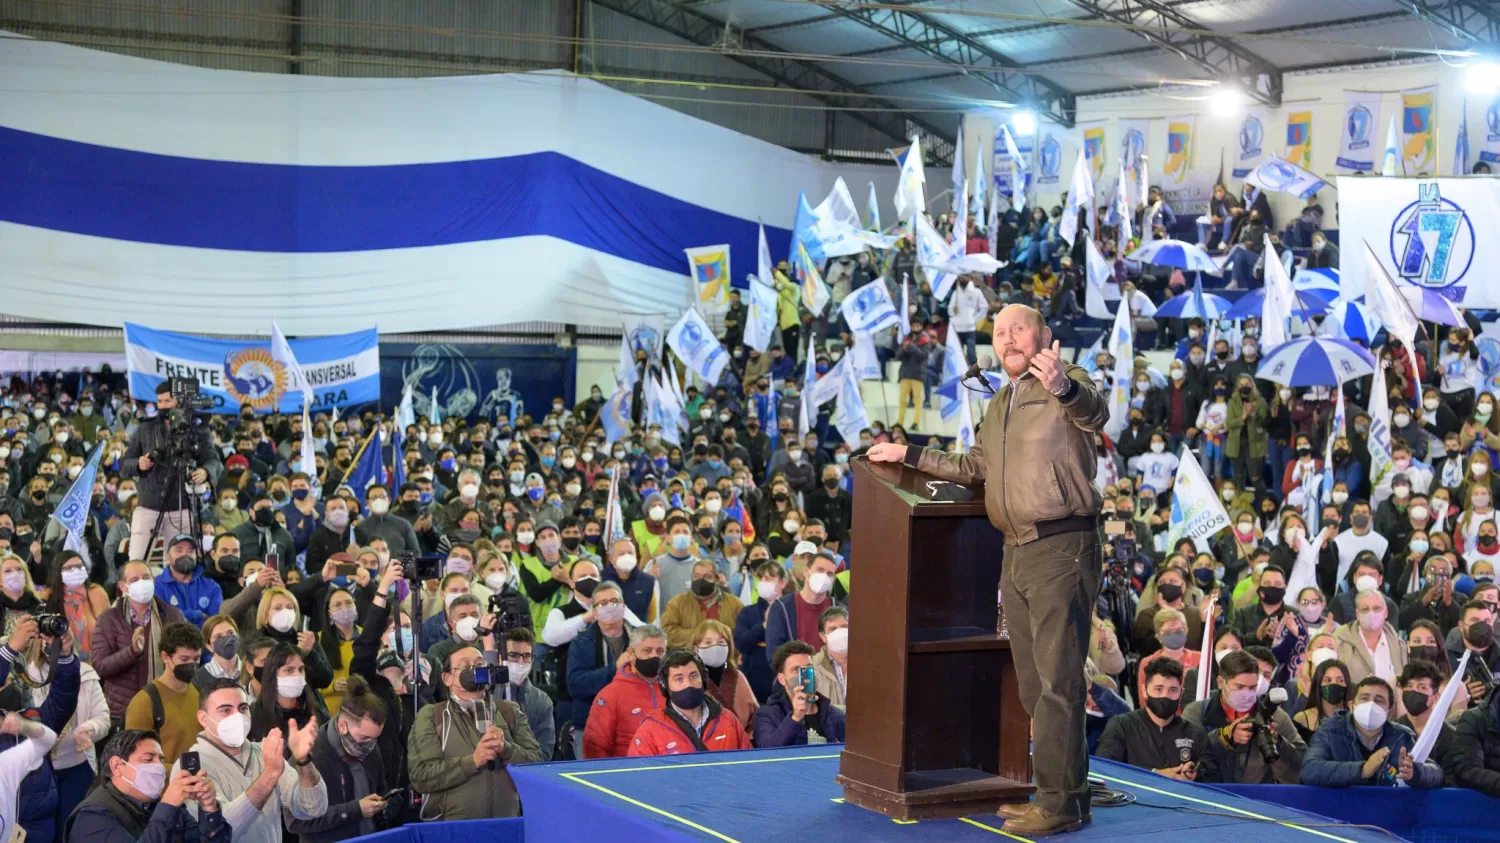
[793,541,819,557]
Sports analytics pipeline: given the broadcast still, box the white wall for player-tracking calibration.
[962,58,1470,232]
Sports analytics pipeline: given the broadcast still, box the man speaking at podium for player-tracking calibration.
[868,304,1107,836]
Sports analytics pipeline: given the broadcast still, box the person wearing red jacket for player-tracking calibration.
[628,649,751,757]
[583,625,667,758]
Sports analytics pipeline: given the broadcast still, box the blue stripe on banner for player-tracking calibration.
[0,126,792,282]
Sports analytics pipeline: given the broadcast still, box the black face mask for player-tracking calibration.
[1466,622,1495,649]
[253,508,276,527]
[584,533,601,547]
[561,536,582,552]
[1239,386,1253,397]
[1321,683,1347,705]
[1258,586,1286,605]
[213,632,240,660]
[1408,645,1442,665]
[1144,695,1179,720]
[823,477,839,489]
[574,577,600,598]
[669,685,705,710]
[691,579,717,598]
[1401,690,1431,717]
[216,554,242,577]
[171,555,198,576]
[399,501,420,517]
[1158,583,1184,603]
[1296,446,1312,457]
[634,656,661,679]
[171,663,198,684]
[457,667,486,693]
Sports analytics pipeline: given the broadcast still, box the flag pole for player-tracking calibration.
[340,428,380,488]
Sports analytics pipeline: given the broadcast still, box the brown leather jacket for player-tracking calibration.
[906,365,1108,545]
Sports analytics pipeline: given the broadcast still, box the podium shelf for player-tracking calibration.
[908,626,1009,653]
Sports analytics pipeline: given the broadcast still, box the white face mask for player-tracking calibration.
[705,499,722,513]
[1,571,26,594]
[784,519,801,535]
[270,607,297,633]
[125,761,166,800]
[808,572,832,595]
[1332,491,1348,505]
[516,530,535,545]
[648,506,667,522]
[276,675,306,699]
[696,643,729,668]
[369,497,390,516]
[1150,442,1165,453]
[757,580,780,602]
[61,567,88,588]
[1352,700,1388,731]
[1309,647,1337,667]
[484,573,509,592]
[454,616,480,641]
[827,626,850,655]
[612,554,637,574]
[506,662,530,685]
[127,579,155,604]
[1358,609,1386,631]
[1214,648,1236,665]
[210,711,251,748]
[1354,575,1379,593]
[460,483,479,500]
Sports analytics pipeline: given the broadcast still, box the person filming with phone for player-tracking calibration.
[867,303,1107,836]
[754,641,845,747]
[63,728,229,842]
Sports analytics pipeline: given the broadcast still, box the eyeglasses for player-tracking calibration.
[595,598,624,608]
[506,652,534,664]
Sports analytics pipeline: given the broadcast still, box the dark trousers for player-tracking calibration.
[55,761,93,840]
[1231,452,1263,494]
[1003,529,1101,818]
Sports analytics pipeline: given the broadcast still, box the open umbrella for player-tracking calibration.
[1321,299,1381,344]
[1224,286,1332,320]
[1126,239,1222,274]
[1400,286,1466,327]
[1292,267,1344,305]
[1154,277,1233,320]
[1255,336,1377,386]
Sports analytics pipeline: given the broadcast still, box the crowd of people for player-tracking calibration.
[0,182,1496,841]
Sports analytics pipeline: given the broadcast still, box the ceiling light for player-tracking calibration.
[1010,110,1036,137]
[1467,61,1500,95]
[1210,87,1242,116]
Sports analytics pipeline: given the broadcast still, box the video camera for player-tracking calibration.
[149,377,213,468]
[394,551,444,582]
[1248,687,1289,763]
[167,376,215,413]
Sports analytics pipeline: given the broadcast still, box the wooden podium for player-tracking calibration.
[836,456,1033,820]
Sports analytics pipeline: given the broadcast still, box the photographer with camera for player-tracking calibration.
[121,381,222,563]
[0,611,80,843]
[1183,649,1305,784]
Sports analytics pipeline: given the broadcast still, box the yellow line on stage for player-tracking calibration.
[568,753,843,776]
[1092,773,1358,843]
[958,817,1035,842]
[560,772,742,843]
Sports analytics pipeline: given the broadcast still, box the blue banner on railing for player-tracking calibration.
[124,322,380,413]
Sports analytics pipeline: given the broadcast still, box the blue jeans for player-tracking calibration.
[1266,438,1295,500]
[1197,218,1234,249]
[1228,247,1259,287]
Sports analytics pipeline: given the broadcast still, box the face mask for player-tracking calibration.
[388,627,414,653]
[500,660,531,686]
[1144,695,1179,720]
[613,554,637,574]
[484,572,509,592]
[277,675,307,699]
[783,518,800,535]
[1285,528,1304,546]
[1258,586,1285,605]
[516,530,535,545]
[1225,687,1259,712]
[1220,488,1236,502]
[454,616,481,641]
[1354,575,1379,593]
[1214,648,1236,665]
[696,643,729,668]
[1158,583,1184,603]
[757,580,780,602]
[1475,463,1491,477]
[1159,630,1188,650]
[1358,610,1386,631]
[1477,495,1493,509]
[595,602,626,623]
[1309,647,1337,667]
[1393,485,1410,500]
[330,606,357,627]
[171,662,198,683]
[446,555,473,575]
[1351,513,1370,529]
[1150,442,1165,453]
[1193,568,1215,587]
[669,534,692,553]
[368,497,390,516]
[705,498,722,513]
[125,761,167,800]
[691,578,716,598]
[1235,521,1254,536]
[127,579,155,604]
[270,607,297,632]
[327,509,350,528]
[1394,413,1411,427]
[59,566,88,588]
[1299,603,1324,623]
[253,508,275,527]
[526,487,544,502]
[1467,622,1495,648]
[171,555,198,576]
[1407,645,1441,665]
[670,685,705,710]
[213,632,239,660]
[808,571,832,595]
[1352,700,1388,731]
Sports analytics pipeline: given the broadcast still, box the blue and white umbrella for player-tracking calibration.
[1322,299,1381,344]
[1154,278,1232,320]
[1126,239,1222,274]
[1292,267,1344,305]
[1255,336,1377,386]
[1400,286,1466,327]
[1223,286,1331,320]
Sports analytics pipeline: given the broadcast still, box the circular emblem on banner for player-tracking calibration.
[1254,161,1300,191]
[1387,193,1476,290]
[1039,137,1061,180]
[1347,105,1372,146]
[1489,102,1500,139]
[1239,116,1263,157]
[222,348,288,411]
[1122,129,1146,167]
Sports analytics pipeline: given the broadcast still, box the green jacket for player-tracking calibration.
[408,696,545,820]
[1224,391,1269,460]
[517,552,577,630]
[774,272,801,330]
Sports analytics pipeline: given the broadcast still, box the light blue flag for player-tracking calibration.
[970,136,986,221]
[601,386,632,446]
[1455,97,1471,176]
[1381,113,1401,176]
[744,276,779,353]
[1244,155,1329,201]
[51,444,104,556]
[790,192,825,265]
[832,362,870,445]
[390,424,406,494]
[952,127,965,210]
[939,325,968,421]
[667,307,730,385]
[798,333,817,438]
[840,281,900,335]
[866,182,881,232]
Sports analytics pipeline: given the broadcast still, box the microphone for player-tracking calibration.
[962,355,997,395]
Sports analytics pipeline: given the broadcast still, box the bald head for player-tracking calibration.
[993,304,1052,378]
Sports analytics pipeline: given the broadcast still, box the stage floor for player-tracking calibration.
[510,746,1403,843]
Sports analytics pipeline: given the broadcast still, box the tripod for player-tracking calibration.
[143,431,205,570]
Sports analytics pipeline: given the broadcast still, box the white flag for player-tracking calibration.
[986,181,1000,257]
[799,333,817,438]
[914,213,961,300]
[616,332,639,391]
[1002,125,1028,214]
[953,178,968,245]
[841,280,901,335]
[796,240,832,317]
[299,398,317,481]
[1260,233,1295,352]
[1368,362,1394,493]
[395,383,415,429]
[970,136,987,220]
[270,322,309,398]
[744,277,779,353]
[1412,651,1471,765]
[1059,150,1094,246]
[1112,159,1134,248]
[866,181,881,231]
[899,275,911,342]
[893,136,927,220]
[1103,301,1134,439]
[952,128,965,211]
[1084,237,1115,320]
[1165,445,1232,553]
[832,361,871,444]
[1381,112,1401,176]
[667,307,730,385]
[808,355,848,411]
[1361,240,1421,355]
[757,221,773,290]
[850,330,882,381]
[1245,154,1329,201]
[428,386,440,424]
[1136,155,1150,220]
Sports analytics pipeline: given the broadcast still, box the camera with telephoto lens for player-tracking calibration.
[32,613,68,638]
[485,596,525,636]
[167,376,215,412]
[1249,687,1288,763]
[394,551,444,581]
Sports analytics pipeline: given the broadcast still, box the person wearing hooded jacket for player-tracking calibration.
[582,625,666,758]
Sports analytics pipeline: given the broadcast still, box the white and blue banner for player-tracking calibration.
[1337,90,1383,173]
[1337,176,1500,308]
[51,444,103,557]
[667,307,729,386]
[124,323,380,413]
[744,278,779,353]
[840,281,900,335]
[0,36,921,334]
[1232,107,1271,179]
[1480,96,1500,168]
[1244,155,1329,201]
[1165,445,1231,553]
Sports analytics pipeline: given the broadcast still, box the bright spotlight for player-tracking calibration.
[1467,61,1500,95]
[1210,87,1242,116]
[1011,110,1037,137]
